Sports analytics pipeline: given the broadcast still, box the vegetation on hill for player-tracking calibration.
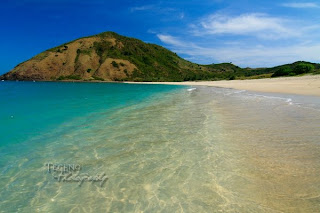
[1,31,319,82]
[271,62,318,77]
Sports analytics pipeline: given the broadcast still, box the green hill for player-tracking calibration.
[1,31,319,81]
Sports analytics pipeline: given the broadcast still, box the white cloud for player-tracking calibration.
[130,5,183,21]
[130,5,177,13]
[157,34,320,67]
[282,2,320,8]
[130,5,154,12]
[155,11,320,67]
[157,34,190,47]
[196,13,296,39]
[199,44,320,67]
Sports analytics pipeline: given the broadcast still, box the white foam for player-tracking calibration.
[248,93,294,104]
[285,98,293,105]
[187,88,196,91]
[233,90,246,94]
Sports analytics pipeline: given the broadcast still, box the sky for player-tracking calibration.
[1,0,320,74]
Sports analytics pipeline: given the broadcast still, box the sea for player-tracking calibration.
[0,81,320,212]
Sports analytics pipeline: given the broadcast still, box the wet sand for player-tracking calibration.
[126,75,320,96]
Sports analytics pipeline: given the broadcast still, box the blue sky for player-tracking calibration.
[1,0,320,74]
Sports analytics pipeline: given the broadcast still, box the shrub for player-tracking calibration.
[57,76,65,80]
[271,66,292,77]
[92,76,105,81]
[293,63,314,75]
[93,41,112,64]
[57,75,81,80]
[67,75,81,80]
[111,61,119,68]
[87,68,92,73]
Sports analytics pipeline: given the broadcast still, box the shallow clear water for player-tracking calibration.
[0,82,320,212]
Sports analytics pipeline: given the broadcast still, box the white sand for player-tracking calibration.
[126,75,320,96]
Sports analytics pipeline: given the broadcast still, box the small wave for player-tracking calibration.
[233,90,246,94]
[249,93,293,103]
[222,89,246,96]
[245,93,320,112]
[187,88,196,91]
[285,98,293,105]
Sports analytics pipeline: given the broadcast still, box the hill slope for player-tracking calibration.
[1,32,319,82]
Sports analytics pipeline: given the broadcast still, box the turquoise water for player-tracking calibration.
[1,81,320,212]
[0,81,183,146]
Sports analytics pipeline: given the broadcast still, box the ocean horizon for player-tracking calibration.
[1,81,320,212]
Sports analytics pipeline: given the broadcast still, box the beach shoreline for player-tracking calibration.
[125,75,320,96]
[3,74,319,96]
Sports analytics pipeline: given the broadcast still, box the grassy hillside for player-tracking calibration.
[1,31,319,82]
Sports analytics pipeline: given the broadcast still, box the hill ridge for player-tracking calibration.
[1,31,319,82]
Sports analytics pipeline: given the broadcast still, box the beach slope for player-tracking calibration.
[127,75,320,96]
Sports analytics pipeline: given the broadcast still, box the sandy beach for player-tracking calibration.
[126,75,320,96]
